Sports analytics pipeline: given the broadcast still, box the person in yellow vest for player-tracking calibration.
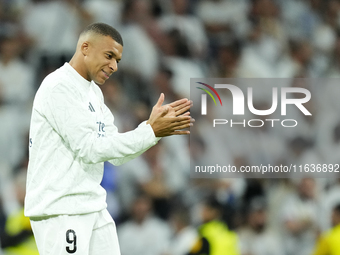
[312,203,340,255]
[0,169,39,255]
[188,197,240,255]
[2,208,38,255]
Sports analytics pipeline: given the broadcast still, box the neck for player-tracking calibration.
[69,54,90,81]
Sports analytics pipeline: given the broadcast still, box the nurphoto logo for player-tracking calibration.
[196,81,312,128]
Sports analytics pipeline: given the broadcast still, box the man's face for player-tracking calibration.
[201,205,220,223]
[83,35,123,85]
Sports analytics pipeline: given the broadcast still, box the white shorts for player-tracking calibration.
[30,209,120,255]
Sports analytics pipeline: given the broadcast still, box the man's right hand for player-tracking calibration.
[146,93,194,137]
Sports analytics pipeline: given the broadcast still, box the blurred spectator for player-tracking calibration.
[244,104,288,169]
[249,0,288,64]
[119,0,160,81]
[160,28,205,98]
[117,194,171,255]
[237,196,284,255]
[316,115,340,167]
[238,0,289,78]
[0,34,34,109]
[0,169,38,255]
[116,156,152,218]
[158,0,208,58]
[100,76,138,132]
[280,178,320,255]
[151,66,181,103]
[165,206,198,255]
[278,0,321,40]
[319,179,340,232]
[117,139,188,221]
[21,0,92,82]
[309,1,337,77]
[312,203,340,255]
[277,39,314,78]
[285,136,326,181]
[0,33,34,168]
[83,0,122,27]
[188,197,240,255]
[0,104,26,169]
[209,39,243,78]
[139,142,188,220]
[195,0,249,44]
[265,179,295,233]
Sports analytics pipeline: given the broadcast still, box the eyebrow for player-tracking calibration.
[106,51,121,62]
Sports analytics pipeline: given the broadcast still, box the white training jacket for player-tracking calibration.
[24,63,160,217]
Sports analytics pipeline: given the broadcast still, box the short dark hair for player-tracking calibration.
[204,196,223,212]
[82,23,123,46]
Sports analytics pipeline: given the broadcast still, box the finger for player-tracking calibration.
[173,100,191,111]
[176,120,194,127]
[155,93,165,107]
[172,116,192,122]
[169,98,188,108]
[173,101,190,111]
[174,104,191,116]
[174,101,193,116]
[161,116,192,127]
[169,120,192,129]
[178,113,194,120]
[171,130,190,135]
[172,123,192,130]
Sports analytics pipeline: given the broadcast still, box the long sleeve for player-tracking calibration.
[43,81,159,165]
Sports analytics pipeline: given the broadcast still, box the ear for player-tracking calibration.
[80,41,90,56]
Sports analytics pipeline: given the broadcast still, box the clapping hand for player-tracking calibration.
[147,93,194,137]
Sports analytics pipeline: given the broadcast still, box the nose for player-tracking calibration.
[109,59,118,73]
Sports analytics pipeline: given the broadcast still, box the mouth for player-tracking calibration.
[102,70,110,79]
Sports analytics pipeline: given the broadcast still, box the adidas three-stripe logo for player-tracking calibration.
[89,102,95,112]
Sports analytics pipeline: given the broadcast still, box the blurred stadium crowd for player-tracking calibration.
[1,0,340,254]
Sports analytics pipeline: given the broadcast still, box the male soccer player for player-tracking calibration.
[24,22,193,255]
